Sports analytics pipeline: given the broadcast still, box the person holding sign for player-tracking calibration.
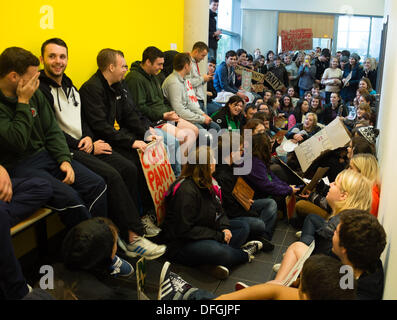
[158,146,263,280]
[243,133,300,218]
[272,170,372,281]
[285,113,321,143]
[213,132,277,252]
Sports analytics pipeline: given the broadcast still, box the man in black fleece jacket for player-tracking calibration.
[39,39,165,260]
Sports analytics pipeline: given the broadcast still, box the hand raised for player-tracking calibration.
[16,72,40,104]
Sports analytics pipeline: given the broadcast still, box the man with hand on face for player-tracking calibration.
[39,39,165,259]
[0,47,107,228]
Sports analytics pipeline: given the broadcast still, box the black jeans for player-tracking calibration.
[72,150,145,239]
[111,147,155,215]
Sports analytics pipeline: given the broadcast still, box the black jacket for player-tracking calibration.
[39,70,94,151]
[213,164,258,219]
[211,106,243,130]
[323,103,348,125]
[159,177,231,259]
[208,10,219,50]
[79,70,150,150]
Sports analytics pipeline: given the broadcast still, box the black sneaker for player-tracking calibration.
[158,262,193,300]
[241,240,263,262]
[257,236,275,252]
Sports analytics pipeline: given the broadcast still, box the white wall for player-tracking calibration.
[242,10,278,55]
[377,0,397,300]
[241,0,384,17]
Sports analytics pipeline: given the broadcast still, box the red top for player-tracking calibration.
[371,184,380,217]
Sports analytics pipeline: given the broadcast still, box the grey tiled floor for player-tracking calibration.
[117,218,299,300]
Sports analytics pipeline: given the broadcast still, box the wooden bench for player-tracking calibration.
[11,208,54,258]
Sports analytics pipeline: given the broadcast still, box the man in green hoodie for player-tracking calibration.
[124,46,199,167]
[0,47,107,228]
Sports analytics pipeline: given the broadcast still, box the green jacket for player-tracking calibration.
[0,88,71,170]
[124,61,172,122]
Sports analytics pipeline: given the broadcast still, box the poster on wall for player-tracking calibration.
[137,140,176,225]
[281,28,313,51]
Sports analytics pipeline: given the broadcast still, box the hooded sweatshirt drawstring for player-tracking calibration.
[56,87,62,112]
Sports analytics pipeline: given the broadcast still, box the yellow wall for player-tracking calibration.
[0,0,184,88]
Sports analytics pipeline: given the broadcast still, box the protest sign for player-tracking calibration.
[294,118,351,173]
[138,140,176,225]
[281,28,313,51]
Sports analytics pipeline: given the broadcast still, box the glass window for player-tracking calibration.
[217,0,233,31]
[336,15,383,61]
[369,17,383,59]
[337,16,371,59]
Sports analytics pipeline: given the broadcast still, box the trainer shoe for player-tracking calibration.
[199,265,229,280]
[235,281,249,291]
[241,240,263,262]
[110,255,134,277]
[125,236,166,260]
[295,231,302,239]
[158,261,194,300]
[141,214,161,238]
[273,263,281,273]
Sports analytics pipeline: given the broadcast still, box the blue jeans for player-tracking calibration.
[10,150,107,228]
[172,219,250,268]
[233,198,278,241]
[300,214,326,246]
[154,128,181,178]
[206,102,223,116]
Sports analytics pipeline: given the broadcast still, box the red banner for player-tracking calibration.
[281,28,313,51]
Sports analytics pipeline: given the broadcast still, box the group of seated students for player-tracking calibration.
[0,39,385,301]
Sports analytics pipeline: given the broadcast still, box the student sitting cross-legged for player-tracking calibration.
[213,131,277,251]
[157,145,263,280]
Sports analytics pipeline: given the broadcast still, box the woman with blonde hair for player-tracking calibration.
[158,145,262,279]
[271,169,373,280]
[363,58,378,91]
[286,112,321,143]
[349,153,380,217]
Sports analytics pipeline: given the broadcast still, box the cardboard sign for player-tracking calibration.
[235,65,286,92]
[138,140,176,225]
[294,118,351,173]
[241,69,252,92]
[235,65,265,83]
[281,28,313,52]
[232,177,255,211]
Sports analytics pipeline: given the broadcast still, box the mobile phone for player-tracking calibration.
[296,184,305,189]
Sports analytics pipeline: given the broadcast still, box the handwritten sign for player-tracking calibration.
[235,65,286,92]
[281,28,313,52]
[294,118,351,173]
[138,141,176,225]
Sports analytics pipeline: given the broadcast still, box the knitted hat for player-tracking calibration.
[357,126,379,145]
[62,218,115,272]
[350,53,361,62]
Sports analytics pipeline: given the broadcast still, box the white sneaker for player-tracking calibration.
[126,236,166,260]
[273,263,281,273]
[295,231,302,239]
[141,215,161,238]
